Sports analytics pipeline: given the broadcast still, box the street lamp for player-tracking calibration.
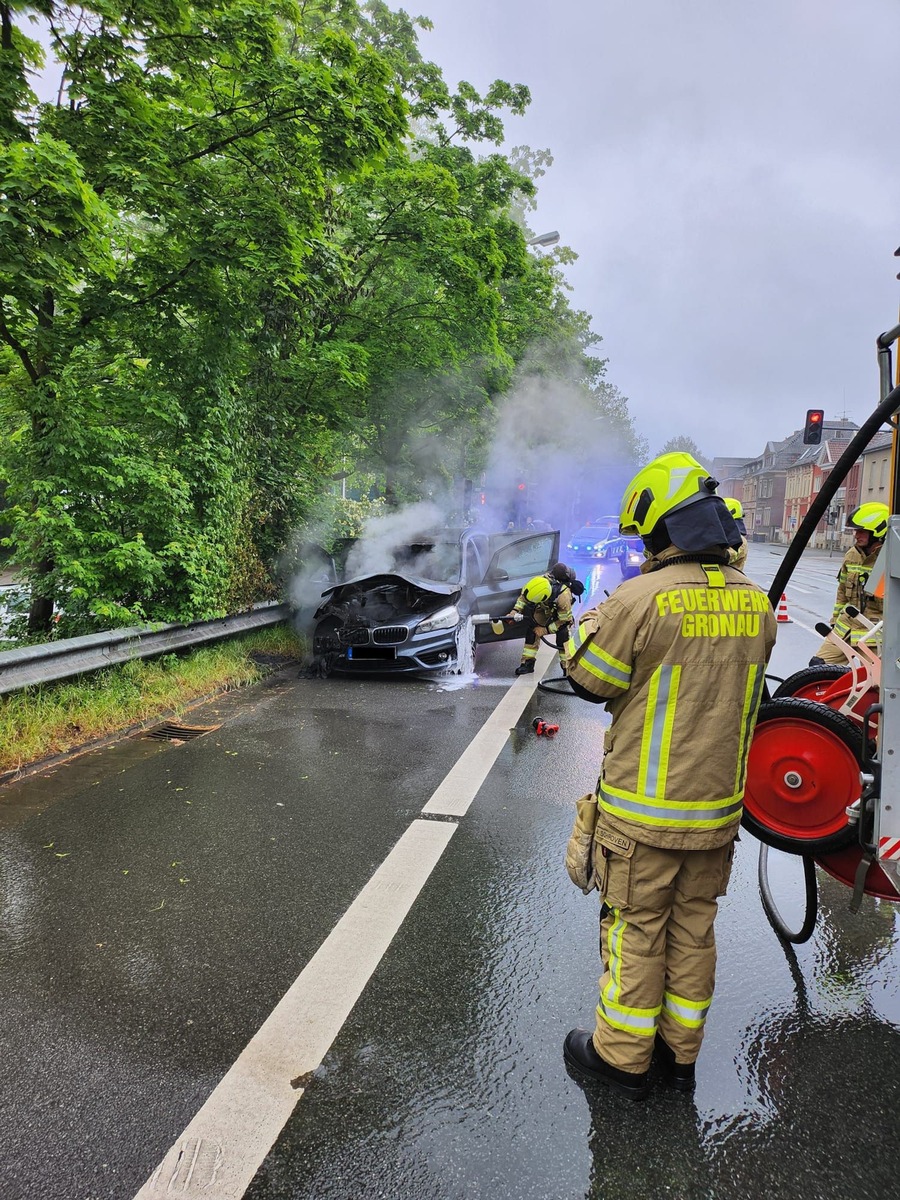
[527,230,560,248]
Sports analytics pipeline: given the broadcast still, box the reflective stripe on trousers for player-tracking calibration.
[593,839,732,1072]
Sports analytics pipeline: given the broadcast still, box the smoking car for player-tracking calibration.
[311,526,560,674]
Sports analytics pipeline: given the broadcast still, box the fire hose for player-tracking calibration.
[469,611,576,695]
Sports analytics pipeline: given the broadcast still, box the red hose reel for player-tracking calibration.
[743,652,893,903]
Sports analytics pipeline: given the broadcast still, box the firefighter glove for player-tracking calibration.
[565,794,599,893]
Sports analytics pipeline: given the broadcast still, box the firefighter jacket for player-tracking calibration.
[831,543,883,624]
[565,547,777,851]
[513,579,573,633]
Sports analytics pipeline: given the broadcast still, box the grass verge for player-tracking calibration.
[0,625,304,777]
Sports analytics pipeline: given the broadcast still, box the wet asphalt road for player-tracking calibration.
[2,544,899,1200]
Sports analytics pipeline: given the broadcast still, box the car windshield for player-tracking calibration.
[341,536,464,584]
[393,541,463,582]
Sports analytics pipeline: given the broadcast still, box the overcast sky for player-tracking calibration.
[412,0,900,460]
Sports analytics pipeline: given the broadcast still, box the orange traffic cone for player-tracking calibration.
[776,593,792,623]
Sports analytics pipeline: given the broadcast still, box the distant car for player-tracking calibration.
[565,517,621,560]
[608,535,645,580]
[311,526,561,674]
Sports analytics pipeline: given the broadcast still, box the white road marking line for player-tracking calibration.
[777,615,821,639]
[422,642,556,817]
[135,819,456,1199]
[134,641,555,1199]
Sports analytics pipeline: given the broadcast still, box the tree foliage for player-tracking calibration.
[0,0,644,636]
[656,436,710,469]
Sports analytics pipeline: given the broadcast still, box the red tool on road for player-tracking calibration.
[532,717,559,738]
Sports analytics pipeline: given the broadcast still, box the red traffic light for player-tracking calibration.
[517,482,527,491]
[803,409,825,445]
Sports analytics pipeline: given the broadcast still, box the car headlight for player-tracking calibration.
[417,605,460,634]
[627,552,642,564]
[594,543,605,554]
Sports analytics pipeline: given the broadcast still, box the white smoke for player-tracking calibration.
[280,517,348,641]
[286,347,641,659]
[480,372,634,535]
[342,500,445,579]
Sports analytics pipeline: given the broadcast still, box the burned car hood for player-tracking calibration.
[315,572,459,614]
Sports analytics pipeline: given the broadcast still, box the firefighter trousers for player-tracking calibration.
[812,609,876,665]
[519,621,571,670]
[519,620,542,665]
[592,832,735,1073]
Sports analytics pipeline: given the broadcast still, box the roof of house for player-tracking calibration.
[787,437,860,470]
[859,429,893,456]
[744,420,860,474]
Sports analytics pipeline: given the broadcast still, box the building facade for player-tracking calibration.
[858,430,893,508]
[783,440,861,549]
[741,419,858,543]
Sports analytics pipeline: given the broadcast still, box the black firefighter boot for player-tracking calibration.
[563,1029,650,1101]
[651,1034,696,1092]
[515,659,535,676]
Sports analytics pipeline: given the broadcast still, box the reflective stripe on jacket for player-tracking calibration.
[565,551,777,850]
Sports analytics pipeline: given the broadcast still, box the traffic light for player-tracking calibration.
[513,481,527,525]
[803,409,824,444]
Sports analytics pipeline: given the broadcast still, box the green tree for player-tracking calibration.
[0,0,647,638]
[0,0,407,632]
[656,435,710,468]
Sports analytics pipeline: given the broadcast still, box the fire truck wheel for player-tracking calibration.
[772,664,849,703]
[742,697,861,855]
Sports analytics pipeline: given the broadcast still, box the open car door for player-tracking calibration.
[471,530,560,643]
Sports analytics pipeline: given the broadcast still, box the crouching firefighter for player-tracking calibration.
[562,453,777,1100]
[809,501,887,666]
[507,562,576,677]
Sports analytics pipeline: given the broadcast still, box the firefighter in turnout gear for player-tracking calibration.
[562,453,777,1100]
[508,563,575,676]
[809,502,887,666]
[723,497,748,571]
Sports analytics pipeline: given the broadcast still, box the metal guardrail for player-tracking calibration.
[0,602,292,695]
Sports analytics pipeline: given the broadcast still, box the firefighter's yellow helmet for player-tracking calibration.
[620,453,718,538]
[849,502,889,540]
[723,497,744,520]
[523,575,552,603]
